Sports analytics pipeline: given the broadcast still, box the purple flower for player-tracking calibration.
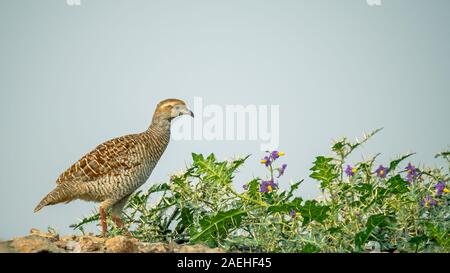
[276,164,288,178]
[289,210,297,218]
[271,151,285,160]
[261,151,285,167]
[405,163,417,174]
[260,156,271,167]
[345,165,357,177]
[405,163,418,182]
[375,165,388,178]
[436,181,449,196]
[420,195,437,207]
[260,180,277,193]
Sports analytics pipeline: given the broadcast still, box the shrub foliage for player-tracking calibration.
[71,129,449,252]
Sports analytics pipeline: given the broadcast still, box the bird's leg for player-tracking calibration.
[100,207,107,237]
[111,216,132,236]
[112,216,124,227]
[99,200,114,238]
[111,194,132,236]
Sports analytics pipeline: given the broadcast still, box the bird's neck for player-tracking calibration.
[149,116,171,132]
[144,117,171,145]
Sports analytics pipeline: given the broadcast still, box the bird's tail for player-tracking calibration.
[34,184,74,213]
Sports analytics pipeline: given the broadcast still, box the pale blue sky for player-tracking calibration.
[0,0,449,238]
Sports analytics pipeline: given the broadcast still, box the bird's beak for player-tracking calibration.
[188,109,194,118]
[180,106,194,118]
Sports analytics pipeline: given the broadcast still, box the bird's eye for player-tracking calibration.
[175,105,181,110]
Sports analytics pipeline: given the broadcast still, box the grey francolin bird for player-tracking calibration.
[34,98,194,237]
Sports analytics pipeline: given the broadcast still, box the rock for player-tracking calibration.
[1,229,228,253]
[0,242,12,253]
[9,235,63,253]
[78,236,106,252]
[55,235,77,250]
[64,240,82,253]
[366,241,381,253]
[29,228,59,241]
[138,242,172,253]
[175,244,226,253]
[105,236,137,253]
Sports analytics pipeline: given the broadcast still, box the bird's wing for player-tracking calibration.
[56,134,142,184]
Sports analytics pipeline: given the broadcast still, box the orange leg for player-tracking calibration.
[112,216,124,227]
[112,216,131,236]
[100,207,107,237]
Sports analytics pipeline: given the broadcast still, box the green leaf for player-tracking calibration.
[301,243,321,253]
[331,140,346,153]
[245,178,261,199]
[366,214,391,228]
[190,209,247,245]
[69,212,100,230]
[284,180,304,201]
[326,227,342,234]
[425,223,450,248]
[175,207,194,234]
[354,183,373,194]
[192,153,205,164]
[206,153,216,162]
[354,214,393,251]
[268,197,303,213]
[434,151,450,159]
[354,230,371,252]
[299,200,330,225]
[386,175,409,194]
[230,155,251,173]
[408,235,428,247]
[309,156,339,189]
[349,128,383,151]
[388,153,415,172]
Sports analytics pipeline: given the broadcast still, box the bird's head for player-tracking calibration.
[153,98,194,122]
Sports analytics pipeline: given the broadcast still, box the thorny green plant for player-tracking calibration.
[72,129,449,252]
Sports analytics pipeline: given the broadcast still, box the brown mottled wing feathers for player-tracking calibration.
[56,135,141,184]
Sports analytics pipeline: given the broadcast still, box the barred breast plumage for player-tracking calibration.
[34,98,194,236]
